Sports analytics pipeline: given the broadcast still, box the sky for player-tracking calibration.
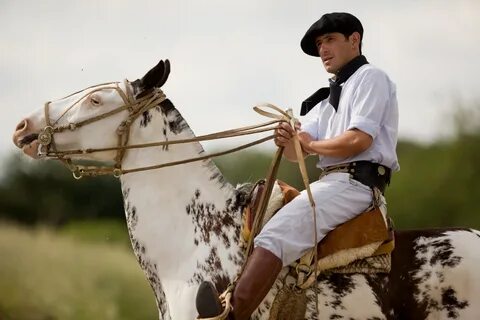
[2,0,480,158]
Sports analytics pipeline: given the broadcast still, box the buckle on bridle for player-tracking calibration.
[112,168,122,178]
[72,169,83,180]
[37,144,48,158]
[38,126,54,146]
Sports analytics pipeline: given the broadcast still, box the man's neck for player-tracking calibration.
[332,53,361,78]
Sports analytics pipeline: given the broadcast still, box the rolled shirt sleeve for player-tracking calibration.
[347,69,390,139]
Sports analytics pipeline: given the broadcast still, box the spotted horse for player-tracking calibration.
[12,59,480,319]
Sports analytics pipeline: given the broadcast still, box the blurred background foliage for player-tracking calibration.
[0,106,479,319]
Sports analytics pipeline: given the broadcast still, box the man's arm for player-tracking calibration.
[275,120,373,160]
[298,129,373,158]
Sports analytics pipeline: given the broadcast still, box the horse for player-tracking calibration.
[12,59,480,319]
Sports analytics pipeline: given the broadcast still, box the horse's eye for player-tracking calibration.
[90,94,102,106]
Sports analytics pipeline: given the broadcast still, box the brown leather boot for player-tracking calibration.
[231,246,282,320]
[196,247,282,320]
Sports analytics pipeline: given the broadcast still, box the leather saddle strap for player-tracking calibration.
[243,146,284,260]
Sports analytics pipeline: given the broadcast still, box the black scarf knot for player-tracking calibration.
[300,55,369,115]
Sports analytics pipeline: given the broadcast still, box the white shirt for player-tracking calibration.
[301,64,400,171]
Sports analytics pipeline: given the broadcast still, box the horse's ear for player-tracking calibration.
[139,59,171,90]
[157,59,170,88]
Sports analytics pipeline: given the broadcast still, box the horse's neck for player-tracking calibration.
[119,105,244,318]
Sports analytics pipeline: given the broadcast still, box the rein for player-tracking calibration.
[37,81,289,179]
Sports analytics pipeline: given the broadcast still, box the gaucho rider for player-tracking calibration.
[196,12,399,320]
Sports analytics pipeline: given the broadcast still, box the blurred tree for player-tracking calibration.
[0,149,319,226]
[387,104,480,228]
[214,149,319,189]
[0,155,123,226]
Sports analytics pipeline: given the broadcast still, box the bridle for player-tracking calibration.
[37,80,289,179]
[38,80,169,178]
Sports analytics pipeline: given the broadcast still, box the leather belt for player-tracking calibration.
[321,161,391,193]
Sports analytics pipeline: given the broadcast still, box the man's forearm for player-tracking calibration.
[305,130,372,158]
[282,140,308,162]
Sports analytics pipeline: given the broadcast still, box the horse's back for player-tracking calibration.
[388,228,480,319]
[308,228,480,319]
[258,228,480,319]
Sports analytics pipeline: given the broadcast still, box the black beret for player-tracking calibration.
[300,12,363,56]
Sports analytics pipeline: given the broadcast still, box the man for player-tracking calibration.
[196,12,399,320]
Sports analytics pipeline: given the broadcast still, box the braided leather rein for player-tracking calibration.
[37,81,286,179]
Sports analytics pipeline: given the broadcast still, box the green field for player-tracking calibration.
[0,223,157,320]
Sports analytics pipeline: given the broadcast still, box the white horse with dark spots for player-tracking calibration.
[13,60,480,319]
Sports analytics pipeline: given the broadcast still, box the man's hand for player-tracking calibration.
[274,121,301,147]
[297,131,315,154]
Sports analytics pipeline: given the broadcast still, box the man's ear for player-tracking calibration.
[350,32,361,48]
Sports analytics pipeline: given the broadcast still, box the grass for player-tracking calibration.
[0,223,158,320]
[59,219,132,248]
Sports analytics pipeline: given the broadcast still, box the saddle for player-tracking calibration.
[241,179,394,283]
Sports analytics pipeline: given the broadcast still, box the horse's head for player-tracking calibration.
[13,60,171,166]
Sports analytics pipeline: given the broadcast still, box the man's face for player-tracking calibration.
[315,32,359,74]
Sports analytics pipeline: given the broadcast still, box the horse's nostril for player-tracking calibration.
[15,119,28,132]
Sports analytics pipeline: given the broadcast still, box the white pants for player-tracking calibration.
[254,172,373,267]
